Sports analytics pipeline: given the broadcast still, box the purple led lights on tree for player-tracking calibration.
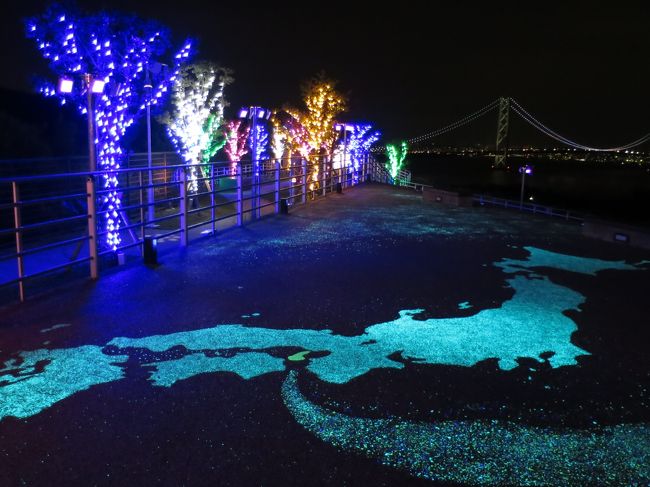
[248,124,269,176]
[26,7,192,250]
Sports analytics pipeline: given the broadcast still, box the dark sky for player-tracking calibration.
[1,1,649,146]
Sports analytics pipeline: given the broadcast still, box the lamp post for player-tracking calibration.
[335,123,354,189]
[519,164,533,208]
[239,106,270,218]
[144,66,154,223]
[143,62,166,224]
[59,73,105,278]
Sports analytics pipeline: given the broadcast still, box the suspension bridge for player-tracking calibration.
[403,97,650,166]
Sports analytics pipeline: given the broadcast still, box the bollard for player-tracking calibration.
[280,198,289,214]
[143,236,158,266]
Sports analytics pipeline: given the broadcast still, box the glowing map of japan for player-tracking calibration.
[1,246,643,422]
[1,246,649,484]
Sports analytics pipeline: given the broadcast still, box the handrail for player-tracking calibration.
[0,154,373,303]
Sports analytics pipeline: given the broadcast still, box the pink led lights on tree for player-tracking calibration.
[224,120,250,174]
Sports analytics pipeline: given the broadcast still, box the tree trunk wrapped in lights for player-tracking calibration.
[386,141,408,181]
[224,120,250,175]
[160,62,233,194]
[333,124,381,182]
[26,7,191,250]
[248,124,269,176]
[286,74,347,193]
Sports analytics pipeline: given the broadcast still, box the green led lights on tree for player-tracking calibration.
[386,141,408,179]
[161,62,232,193]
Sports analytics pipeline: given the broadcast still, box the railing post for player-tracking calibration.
[237,162,243,226]
[275,160,280,213]
[180,168,188,246]
[302,158,307,204]
[11,182,25,302]
[86,175,99,279]
[210,163,216,235]
[163,152,169,203]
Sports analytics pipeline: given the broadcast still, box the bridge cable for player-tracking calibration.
[407,99,500,144]
[510,98,650,152]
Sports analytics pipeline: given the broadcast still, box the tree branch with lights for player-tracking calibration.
[386,141,408,180]
[286,74,347,192]
[160,62,233,193]
[224,120,250,174]
[26,7,191,250]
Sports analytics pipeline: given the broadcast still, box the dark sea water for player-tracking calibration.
[405,154,650,226]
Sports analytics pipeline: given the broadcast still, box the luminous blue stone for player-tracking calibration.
[281,370,650,486]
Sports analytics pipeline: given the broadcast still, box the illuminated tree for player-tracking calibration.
[161,62,232,193]
[386,141,408,179]
[334,124,381,172]
[286,75,346,191]
[270,111,310,193]
[248,124,269,175]
[224,120,250,174]
[270,116,288,162]
[26,7,191,250]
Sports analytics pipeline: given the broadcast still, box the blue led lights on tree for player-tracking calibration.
[347,124,380,172]
[248,124,269,176]
[26,7,192,250]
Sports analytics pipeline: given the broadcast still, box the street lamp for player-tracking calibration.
[239,106,270,218]
[58,73,105,170]
[335,123,354,189]
[144,62,167,224]
[519,164,533,208]
[58,73,105,278]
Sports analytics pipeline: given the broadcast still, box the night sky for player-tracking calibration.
[1,2,649,145]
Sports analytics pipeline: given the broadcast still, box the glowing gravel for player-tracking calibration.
[282,371,650,486]
[0,346,128,420]
[144,352,286,387]
[0,247,645,422]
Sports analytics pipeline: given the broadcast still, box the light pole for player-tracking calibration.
[335,123,354,189]
[519,164,533,208]
[144,65,154,223]
[59,73,105,278]
[239,106,270,219]
[144,62,166,224]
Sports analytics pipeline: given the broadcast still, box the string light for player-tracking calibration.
[286,76,346,190]
[161,63,231,193]
[386,141,408,179]
[224,120,250,174]
[26,8,191,250]
[248,124,269,176]
[333,124,381,178]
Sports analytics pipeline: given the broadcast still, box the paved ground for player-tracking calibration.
[1,184,649,486]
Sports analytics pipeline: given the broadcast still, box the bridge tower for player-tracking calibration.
[494,97,510,168]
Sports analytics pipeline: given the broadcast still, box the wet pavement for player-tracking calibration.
[1,184,649,486]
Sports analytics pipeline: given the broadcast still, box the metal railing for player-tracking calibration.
[372,162,584,222]
[473,194,583,222]
[0,154,374,303]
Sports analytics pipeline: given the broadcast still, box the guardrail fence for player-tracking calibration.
[1,153,374,302]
